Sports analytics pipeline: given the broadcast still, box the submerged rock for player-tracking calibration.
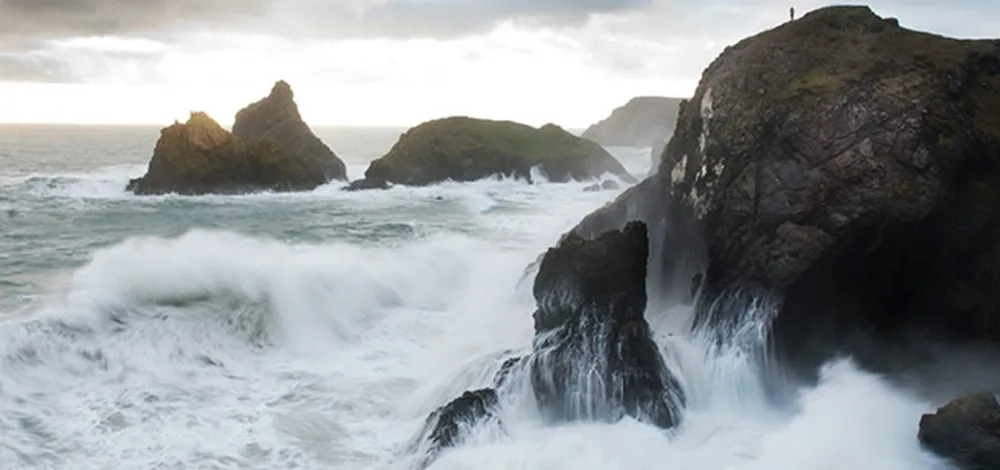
[919,392,1000,469]
[342,177,390,191]
[530,221,684,428]
[364,117,637,186]
[581,96,684,148]
[583,180,621,192]
[129,81,344,195]
[233,80,347,182]
[570,6,1000,379]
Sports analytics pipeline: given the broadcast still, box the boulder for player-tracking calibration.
[233,80,347,182]
[570,5,1000,379]
[582,96,684,148]
[529,221,684,428]
[364,117,637,186]
[918,392,1000,469]
[127,112,326,195]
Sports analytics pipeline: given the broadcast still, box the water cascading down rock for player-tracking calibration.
[408,221,685,468]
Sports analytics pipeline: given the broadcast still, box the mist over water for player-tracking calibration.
[0,127,953,469]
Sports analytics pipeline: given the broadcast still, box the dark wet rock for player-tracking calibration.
[493,356,523,388]
[343,177,390,191]
[409,388,500,469]
[233,80,347,182]
[364,117,637,186]
[583,180,622,192]
[582,96,684,148]
[128,82,344,195]
[568,6,1000,379]
[919,392,1000,469]
[530,221,684,428]
[407,222,685,465]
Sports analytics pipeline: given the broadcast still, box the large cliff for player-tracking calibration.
[572,6,1000,384]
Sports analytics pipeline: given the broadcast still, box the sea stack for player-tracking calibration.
[355,116,636,188]
[232,80,347,182]
[128,81,345,195]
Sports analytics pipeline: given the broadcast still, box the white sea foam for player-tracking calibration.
[0,142,955,470]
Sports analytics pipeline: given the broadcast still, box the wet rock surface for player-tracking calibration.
[919,392,1000,469]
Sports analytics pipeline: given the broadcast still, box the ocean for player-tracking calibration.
[0,125,952,469]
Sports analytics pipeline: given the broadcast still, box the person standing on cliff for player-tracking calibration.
[790,6,795,20]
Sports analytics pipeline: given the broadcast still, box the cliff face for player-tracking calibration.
[232,80,347,182]
[581,96,684,148]
[571,6,1000,377]
[128,81,343,195]
[363,117,637,186]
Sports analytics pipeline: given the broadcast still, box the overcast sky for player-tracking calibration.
[0,0,994,127]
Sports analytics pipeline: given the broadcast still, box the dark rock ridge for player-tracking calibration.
[128,81,345,195]
[572,5,1000,377]
[582,96,685,148]
[919,392,1000,469]
[232,80,347,182]
[408,222,684,467]
[359,117,637,187]
[343,177,390,191]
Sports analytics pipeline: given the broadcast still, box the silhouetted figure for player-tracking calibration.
[790,6,795,21]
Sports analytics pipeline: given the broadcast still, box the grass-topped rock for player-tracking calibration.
[361,117,637,186]
[128,81,344,195]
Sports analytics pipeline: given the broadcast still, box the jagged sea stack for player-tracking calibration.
[233,80,347,182]
[128,81,346,195]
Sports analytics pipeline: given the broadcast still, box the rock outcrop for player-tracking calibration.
[407,222,684,467]
[919,392,1000,469]
[570,5,1000,381]
[360,117,637,187]
[529,221,684,428]
[128,81,344,195]
[582,96,684,148]
[232,80,347,182]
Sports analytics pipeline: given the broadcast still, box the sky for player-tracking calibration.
[0,0,995,128]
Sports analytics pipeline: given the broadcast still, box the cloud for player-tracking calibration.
[0,53,74,82]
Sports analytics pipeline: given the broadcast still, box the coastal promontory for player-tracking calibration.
[359,117,637,187]
[581,96,684,148]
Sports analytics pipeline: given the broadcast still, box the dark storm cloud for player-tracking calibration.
[0,0,269,44]
[0,0,652,45]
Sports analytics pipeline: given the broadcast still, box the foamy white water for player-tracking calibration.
[0,127,954,469]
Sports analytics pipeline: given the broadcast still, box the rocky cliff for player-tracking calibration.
[232,80,347,182]
[571,4,1000,409]
[128,81,343,195]
[361,117,637,187]
[582,96,684,148]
